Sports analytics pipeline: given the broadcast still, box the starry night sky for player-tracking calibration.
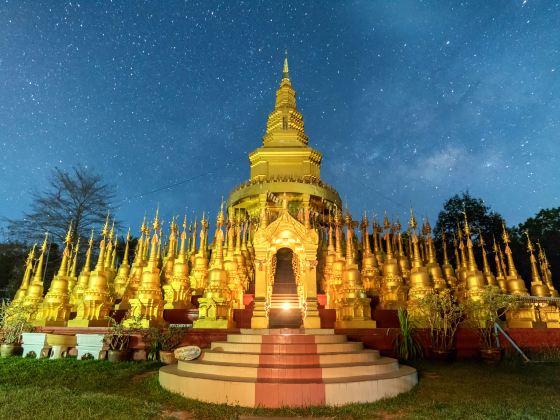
[1,1,559,234]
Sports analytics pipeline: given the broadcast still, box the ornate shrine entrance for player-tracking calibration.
[269,248,302,328]
[249,199,322,329]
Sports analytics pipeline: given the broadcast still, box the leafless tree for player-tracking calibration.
[6,166,118,244]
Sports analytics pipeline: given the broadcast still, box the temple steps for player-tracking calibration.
[178,357,399,379]
[210,341,364,354]
[225,333,347,344]
[159,329,417,407]
[198,348,381,365]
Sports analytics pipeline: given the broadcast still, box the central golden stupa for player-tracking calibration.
[228,55,341,216]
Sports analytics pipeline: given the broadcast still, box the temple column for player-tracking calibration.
[303,254,321,329]
[251,256,269,328]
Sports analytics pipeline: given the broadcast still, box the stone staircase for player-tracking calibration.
[159,329,417,407]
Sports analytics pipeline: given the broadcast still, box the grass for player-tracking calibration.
[1,356,560,419]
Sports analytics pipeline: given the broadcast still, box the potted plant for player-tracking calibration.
[393,307,423,361]
[417,289,465,361]
[0,300,34,358]
[466,286,517,364]
[144,326,185,364]
[104,317,136,362]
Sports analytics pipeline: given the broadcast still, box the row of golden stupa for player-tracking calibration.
[8,55,560,329]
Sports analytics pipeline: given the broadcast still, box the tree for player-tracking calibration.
[6,166,118,244]
[511,208,560,289]
[433,192,505,268]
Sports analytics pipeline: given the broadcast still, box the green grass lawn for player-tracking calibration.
[1,357,559,419]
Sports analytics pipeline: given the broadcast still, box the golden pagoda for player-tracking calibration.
[113,228,132,298]
[462,213,486,302]
[68,217,113,327]
[189,214,209,294]
[163,216,192,309]
[406,210,433,323]
[34,223,74,326]
[123,210,166,328]
[378,214,407,309]
[334,213,375,328]
[12,245,36,305]
[70,230,94,309]
[440,231,457,288]
[194,204,234,328]
[423,219,446,291]
[22,233,49,320]
[360,214,381,297]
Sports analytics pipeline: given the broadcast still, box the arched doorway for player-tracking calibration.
[269,248,302,328]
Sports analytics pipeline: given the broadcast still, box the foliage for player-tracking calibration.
[434,191,505,266]
[511,207,560,290]
[0,300,34,345]
[143,326,186,360]
[393,307,423,361]
[0,242,29,299]
[103,315,142,351]
[417,290,465,352]
[6,166,118,245]
[465,286,518,349]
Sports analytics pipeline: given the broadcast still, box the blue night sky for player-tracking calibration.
[1,1,559,234]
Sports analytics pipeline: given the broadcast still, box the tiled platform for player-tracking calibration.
[159,328,417,407]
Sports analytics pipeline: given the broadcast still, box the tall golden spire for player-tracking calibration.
[334,209,343,259]
[283,50,289,80]
[58,222,73,277]
[260,54,309,148]
[537,243,559,297]
[113,228,132,299]
[163,214,192,310]
[501,223,528,295]
[70,238,80,278]
[462,212,479,272]
[478,229,497,288]
[30,234,48,289]
[83,230,94,274]
[13,244,36,303]
[408,210,422,269]
[525,231,550,297]
[123,227,131,264]
[440,231,457,288]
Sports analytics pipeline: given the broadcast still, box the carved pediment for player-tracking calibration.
[254,208,318,251]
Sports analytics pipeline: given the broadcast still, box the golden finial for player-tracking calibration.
[478,228,485,248]
[283,50,289,79]
[462,210,471,236]
[424,218,431,234]
[217,205,224,227]
[109,220,115,241]
[153,207,161,231]
[64,221,73,245]
[41,232,49,252]
[524,230,534,253]
[408,208,417,231]
[126,227,131,242]
[182,215,187,232]
[102,212,110,238]
[88,229,94,246]
[501,222,510,244]
[141,213,147,233]
[383,211,390,230]
[457,222,463,240]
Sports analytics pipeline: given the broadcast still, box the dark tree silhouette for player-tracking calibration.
[6,166,118,244]
[433,192,505,268]
[511,208,560,289]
